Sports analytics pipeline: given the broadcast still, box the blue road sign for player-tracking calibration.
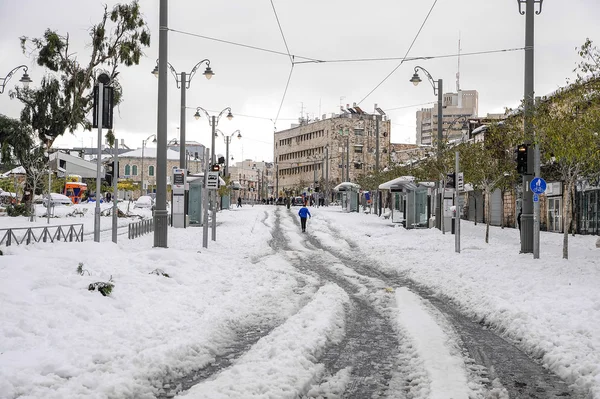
[533,194,539,202]
[530,177,547,194]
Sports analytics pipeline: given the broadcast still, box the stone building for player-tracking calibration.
[274,105,391,196]
[117,147,181,197]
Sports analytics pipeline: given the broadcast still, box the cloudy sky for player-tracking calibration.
[1,0,598,164]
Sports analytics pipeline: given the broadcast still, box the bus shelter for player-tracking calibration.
[333,182,360,212]
[379,176,434,229]
[187,173,226,225]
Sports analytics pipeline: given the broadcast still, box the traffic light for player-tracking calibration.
[211,164,220,172]
[105,161,114,186]
[516,144,528,174]
[446,172,456,189]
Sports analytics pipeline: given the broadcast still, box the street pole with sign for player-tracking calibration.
[202,148,210,248]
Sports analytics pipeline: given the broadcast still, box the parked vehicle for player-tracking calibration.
[43,193,73,207]
[134,195,154,209]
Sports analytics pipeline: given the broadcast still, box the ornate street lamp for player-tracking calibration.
[410,66,443,157]
[151,58,213,171]
[0,65,32,94]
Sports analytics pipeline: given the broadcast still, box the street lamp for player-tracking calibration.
[193,107,234,165]
[216,129,241,179]
[151,58,213,171]
[141,134,157,195]
[410,66,443,157]
[194,106,233,240]
[0,65,32,94]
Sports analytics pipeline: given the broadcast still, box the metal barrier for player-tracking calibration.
[0,224,84,247]
[128,219,153,239]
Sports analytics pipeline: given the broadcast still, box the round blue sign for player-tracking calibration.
[530,177,547,194]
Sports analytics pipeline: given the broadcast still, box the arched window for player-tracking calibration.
[148,165,155,176]
[125,164,131,176]
[132,165,138,176]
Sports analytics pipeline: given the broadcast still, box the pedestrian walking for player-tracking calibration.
[237,196,242,208]
[298,204,311,232]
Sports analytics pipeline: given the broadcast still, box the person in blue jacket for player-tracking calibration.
[298,204,311,232]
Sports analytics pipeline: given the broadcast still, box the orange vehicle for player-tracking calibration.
[64,175,87,204]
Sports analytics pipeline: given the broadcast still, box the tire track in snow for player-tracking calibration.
[314,212,583,398]
[273,208,407,398]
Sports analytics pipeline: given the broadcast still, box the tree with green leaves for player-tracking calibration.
[533,83,600,259]
[11,0,150,147]
[459,121,520,243]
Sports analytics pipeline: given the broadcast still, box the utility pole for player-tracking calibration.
[455,150,461,253]
[533,96,541,258]
[94,81,103,242]
[325,145,329,206]
[346,135,350,182]
[154,0,169,248]
[518,0,543,254]
[202,148,210,248]
[112,141,119,243]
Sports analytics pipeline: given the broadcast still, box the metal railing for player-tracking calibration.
[128,219,153,239]
[0,224,84,247]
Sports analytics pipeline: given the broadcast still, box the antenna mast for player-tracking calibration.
[456,32,461,92]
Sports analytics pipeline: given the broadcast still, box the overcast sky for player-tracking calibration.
[1,0,599,164]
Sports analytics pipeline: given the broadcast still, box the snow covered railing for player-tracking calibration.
[0,224,84,247]
[128,219,153,240]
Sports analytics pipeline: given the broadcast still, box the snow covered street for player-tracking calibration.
[1,204,598,398]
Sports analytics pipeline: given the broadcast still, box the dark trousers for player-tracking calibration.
[300,217,307,231]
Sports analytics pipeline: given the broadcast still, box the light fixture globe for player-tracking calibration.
[151,65,159,78]
[226,111,233,120]
[203,66,214,80]
[237,132,242,139]
[410,72,422,86]
[19,72,32,88]
[194,110,201,120]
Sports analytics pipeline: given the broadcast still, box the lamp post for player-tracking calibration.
[141,134,157,196]
[152,58,214,170]
[216,129,241,179]
[410,66,443,156]
[517,0,543,255]
[0,65,32,94]
[411,66,444,230]
[194,106,233,241]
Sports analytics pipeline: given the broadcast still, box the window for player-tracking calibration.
[354,128,364,136]
[125,164,131,176]
[148,165,155,176]
[354,145,363,154]
[354,162,363,169]
[132,165,138,176]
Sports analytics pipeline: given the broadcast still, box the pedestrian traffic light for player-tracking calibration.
[211,164,220,172]
[446,172,456,188]
[516,144,528,174]
[105,161,115,186]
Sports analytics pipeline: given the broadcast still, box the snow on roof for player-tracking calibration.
[333,182,361,191]
[1,166,26,177]
[119,147,181,160]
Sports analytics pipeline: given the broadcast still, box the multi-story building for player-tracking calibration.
[228,160,272,201]
[416,89,478,145]
[274,105,392,196]
[166,140,207,173]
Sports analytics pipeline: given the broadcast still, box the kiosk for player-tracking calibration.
[172,168,187,228]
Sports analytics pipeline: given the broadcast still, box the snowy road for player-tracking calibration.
[158,207,581,398]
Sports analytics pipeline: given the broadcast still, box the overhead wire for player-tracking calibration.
[269,0,295,127]
[358,0,439,105]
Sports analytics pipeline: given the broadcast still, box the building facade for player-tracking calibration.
[274,106,392,196]
[416,89,478,145]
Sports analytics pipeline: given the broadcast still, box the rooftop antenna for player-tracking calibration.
[456,31,461,92]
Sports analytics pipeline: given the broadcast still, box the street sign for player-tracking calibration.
[530,177,547,194]
[457,172,464,191]
[207,171,219,190]
[533,194,539,202]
